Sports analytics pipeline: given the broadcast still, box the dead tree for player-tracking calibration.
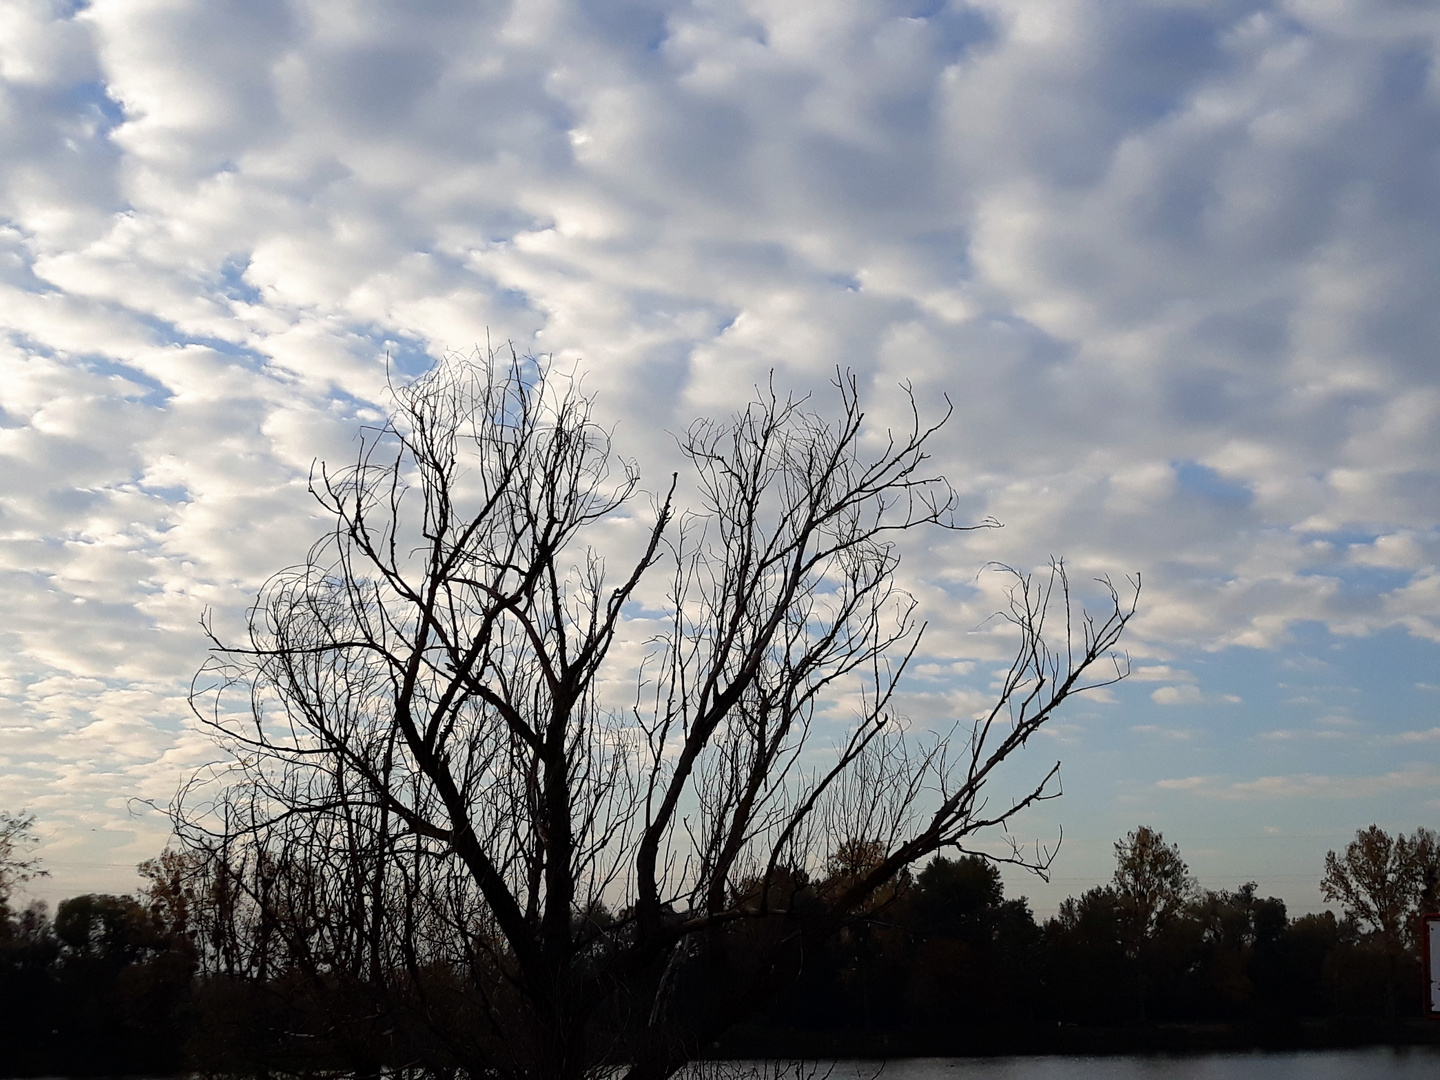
[179,349,1136,1080]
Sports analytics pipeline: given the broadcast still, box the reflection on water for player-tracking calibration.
[810,1049,1440,1079]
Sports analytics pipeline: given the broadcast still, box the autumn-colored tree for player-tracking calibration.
[1320,824,1440,1016]
[1110,825,1195,1020]
[1321,825,1429,949]
[1113,825,1195,946]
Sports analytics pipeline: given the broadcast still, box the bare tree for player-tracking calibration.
[177,350,1136,1080]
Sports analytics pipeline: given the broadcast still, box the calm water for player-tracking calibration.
[47,1059,1440,1080]
[808,1050,1440,1079]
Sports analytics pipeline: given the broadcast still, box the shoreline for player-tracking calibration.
[708,1018,1440,1059]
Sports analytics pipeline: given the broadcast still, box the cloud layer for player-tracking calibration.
[3,0,1440,904]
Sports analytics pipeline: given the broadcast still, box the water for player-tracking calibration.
[105,1057,1440,1080]
[812,1049,1440,1079]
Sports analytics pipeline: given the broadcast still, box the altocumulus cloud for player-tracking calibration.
[1156,766,1440,801]
[2,0,1440,902]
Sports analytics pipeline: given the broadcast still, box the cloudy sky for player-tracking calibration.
[4,0,1440,915]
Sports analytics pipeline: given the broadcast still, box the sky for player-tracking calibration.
[3,0,1440,918]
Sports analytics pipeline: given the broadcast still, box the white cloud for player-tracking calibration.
[1131,664,1195,683]
[1151,684,1243,706]
[1258,728,1347,742]
[1384,727,1440,744]
[1130,724,1193,740]
[1155,775,1213,793]
[1260,713,1364,739]
[1157,767,1440,801]
[1,0,1440,896]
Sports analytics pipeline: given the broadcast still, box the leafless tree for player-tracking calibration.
[176,349,1136,1080]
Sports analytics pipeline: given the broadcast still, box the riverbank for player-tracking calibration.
[709,1018,1440,1059]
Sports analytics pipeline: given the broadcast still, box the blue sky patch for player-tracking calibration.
[1173,460,1252,507]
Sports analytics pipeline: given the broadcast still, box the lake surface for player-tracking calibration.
[797,1050,1440,1079]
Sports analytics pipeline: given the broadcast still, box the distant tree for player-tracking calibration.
[1180,882,1289,1019]
[6,892,192,1075]
[1320,824,1436,1016]
[55,894,161,963]
[906,855,1039,1024]
[1044,885,1133,1024]
[912,854,1004,940]
[175,350,1137,1080]
[138,850,198,942]
[1242,891,1297,1016]
[0,897,58,1076]
[0,811,46,915]
[1321,825,1429,948]
[1410,826,1440,919]
[1112,825,1196,943]
[1108,826,1195,1020]
[1273,911,1340,1017]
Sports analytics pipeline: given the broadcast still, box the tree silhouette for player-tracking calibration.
[1113,825,1196,944]
[1111,825,1195,1020]
[1322,825,1428,947]
[1321,823,1436,1016]
[0,811,46,917]
[174,350,1136,1080]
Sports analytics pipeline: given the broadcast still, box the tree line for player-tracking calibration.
[2,352,1426,1077]
[2,817,1437,1075]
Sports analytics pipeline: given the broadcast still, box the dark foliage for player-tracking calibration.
[2,822,1440,1075]
[0,893,194,1075]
